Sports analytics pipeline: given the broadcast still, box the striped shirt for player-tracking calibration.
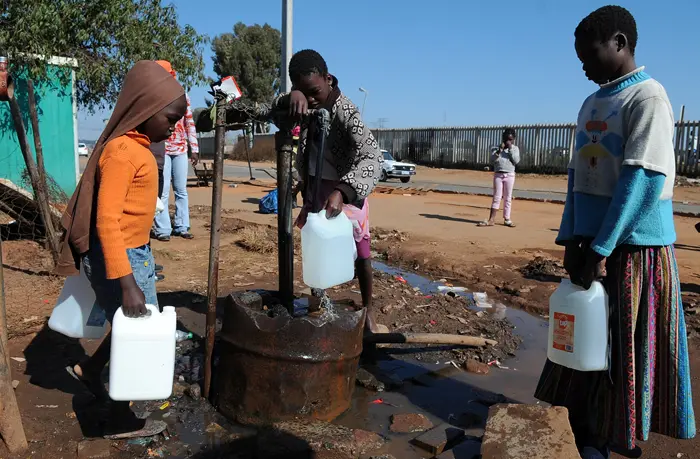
[165,93,199,156]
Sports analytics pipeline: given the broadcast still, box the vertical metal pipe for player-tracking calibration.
[312,109,330,213]
[281,0,293,94]
[204,97,226,399]
[276,131,295,311]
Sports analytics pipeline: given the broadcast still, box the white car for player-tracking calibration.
[380,149,416,183]
[78,143,89,157]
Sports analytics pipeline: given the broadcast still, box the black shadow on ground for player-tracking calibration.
[241,197,261,205]
[420,213,482,225]
[188,429,315,459]
[23,325,110,437]
[676,243,700,253]
[358,347,521,429]
[681,283,700,295]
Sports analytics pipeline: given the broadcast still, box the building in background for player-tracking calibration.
[0,56,79,194]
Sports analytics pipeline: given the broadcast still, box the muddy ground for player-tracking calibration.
[2,179,700,458]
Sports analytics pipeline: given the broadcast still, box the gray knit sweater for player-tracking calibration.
[492,145,520,173]
[273,92,383,202]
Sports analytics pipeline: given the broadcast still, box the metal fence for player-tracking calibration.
[372,121,700,176]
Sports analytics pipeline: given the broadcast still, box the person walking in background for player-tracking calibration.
[534,6,695,458]
[150,140,166,281]
[153,60,198,241]
[56,61,187,438]
[478,128,520,227]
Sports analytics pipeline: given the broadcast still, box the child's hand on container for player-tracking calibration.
[581,248,607,290]
[119,275,148,318]
[563,242,585,285]
[324,190,344,218]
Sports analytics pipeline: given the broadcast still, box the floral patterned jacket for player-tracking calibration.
[274,92,383,202]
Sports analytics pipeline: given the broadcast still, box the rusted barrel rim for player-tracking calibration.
[219,333,364,362]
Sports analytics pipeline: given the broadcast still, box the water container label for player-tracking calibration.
[86,301,107,327]
[552,312,575,353]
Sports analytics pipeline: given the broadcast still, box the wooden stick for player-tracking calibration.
[8,94,59,265]
[204,97,227,399]
[26,80,47,197]
[0,239,28,453]
[364,332,497,347]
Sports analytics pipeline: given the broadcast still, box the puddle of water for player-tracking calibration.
[372,261,548,403]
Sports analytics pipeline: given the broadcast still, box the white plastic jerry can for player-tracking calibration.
[48,265,107,340]
[548,279,609,371]
[301,210,356,290]
[109,304,177,401]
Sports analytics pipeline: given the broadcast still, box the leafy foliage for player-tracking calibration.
[211,23,281,104]
[0,0,208,112]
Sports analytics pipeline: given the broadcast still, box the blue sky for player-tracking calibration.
[78,0,700,140]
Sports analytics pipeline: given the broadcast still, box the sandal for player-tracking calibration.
[66,364,110,401]
[104,418,167,440]
[504,220,516,228]
[477,221,494,227]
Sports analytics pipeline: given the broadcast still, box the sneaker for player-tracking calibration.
[155,264,163,273]
[173,231,194,240]
[156,273,165,282]
[155,234,171,242]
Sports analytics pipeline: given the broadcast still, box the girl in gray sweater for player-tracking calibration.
[478,128,520,227]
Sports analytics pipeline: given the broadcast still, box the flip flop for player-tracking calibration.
[477,221,494,227]
[104,419,167,440]
[66,365,110,401]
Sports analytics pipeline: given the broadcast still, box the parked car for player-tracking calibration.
[78,143,89,157]
[380,149,416,183]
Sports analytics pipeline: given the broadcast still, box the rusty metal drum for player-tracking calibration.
[215,290,365,425]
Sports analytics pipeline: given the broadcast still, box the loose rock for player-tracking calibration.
[356,368,385,392]
[481,404,579,458]
[172,382,187,397]
[413,423,465,454]
[390,413,434,433]
[464,359,490,375]
[187,383,202,400]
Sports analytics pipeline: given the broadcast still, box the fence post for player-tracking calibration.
[675,105,686,174]
[474,128,482,166]
[0,238,29,453]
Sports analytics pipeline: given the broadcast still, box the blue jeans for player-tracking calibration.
[154,153,190,236]
[82,242,158,324]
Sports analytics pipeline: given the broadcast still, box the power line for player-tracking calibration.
[374,117,388,129]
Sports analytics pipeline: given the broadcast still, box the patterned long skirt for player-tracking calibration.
[535,245,696,450]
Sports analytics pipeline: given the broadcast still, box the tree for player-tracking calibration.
[211,23,281,105]
[0,0,208,112]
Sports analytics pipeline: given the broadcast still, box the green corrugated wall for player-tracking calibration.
[0,64,77,195]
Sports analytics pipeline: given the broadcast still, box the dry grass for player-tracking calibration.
[234,222,301,254]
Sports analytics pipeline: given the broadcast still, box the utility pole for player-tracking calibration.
[359,87,368,117]
[281,0,293,94]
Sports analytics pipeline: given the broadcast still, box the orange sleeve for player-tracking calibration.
[96,151,137,279]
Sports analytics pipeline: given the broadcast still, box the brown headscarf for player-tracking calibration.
[56,60,185,276]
